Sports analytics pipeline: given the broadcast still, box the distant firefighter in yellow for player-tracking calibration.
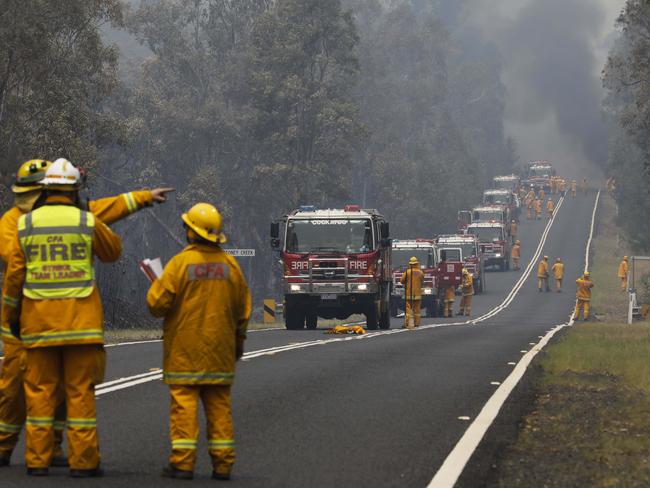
[618,256,629,292]
[552,258,564,292]
[511,240,521,271]
[457,269,474,317]
[573,271,593,321]
[443,285,456,318]
[537,256,550,292]
[400,257,424,329]
[546,198,554,219]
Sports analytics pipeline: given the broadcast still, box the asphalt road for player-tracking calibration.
[1,190,599,487]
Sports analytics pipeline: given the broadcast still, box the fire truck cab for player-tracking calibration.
[435,234,484,293]
[493,174,520,192]
[523,161,555,191]
[457,210,472,233]
[390,239,437,317]
[466,222,510,271]
[271,205,391,330]
[483,189,520,220]
[472,205,511,234]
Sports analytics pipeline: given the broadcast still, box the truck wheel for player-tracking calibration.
[285,305,305,330]
[305,313,318,329]
[379,308,390,329]
[366,308,378,330]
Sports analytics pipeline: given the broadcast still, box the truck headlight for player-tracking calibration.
[290,284,302,292]
[356,283,368,291]
[423,288,433,295]
[494,253,502,258]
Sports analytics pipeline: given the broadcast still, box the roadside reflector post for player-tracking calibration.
[263,299,276,323]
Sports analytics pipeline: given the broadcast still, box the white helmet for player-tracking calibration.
[39,158,81,189]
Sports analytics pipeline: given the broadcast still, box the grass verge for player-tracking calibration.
[490,191,650,486]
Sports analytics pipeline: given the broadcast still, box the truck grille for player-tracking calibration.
[310,258,348,281]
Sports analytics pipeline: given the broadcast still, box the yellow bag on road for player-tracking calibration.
[326,325,367,335]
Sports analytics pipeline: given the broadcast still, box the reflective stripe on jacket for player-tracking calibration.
[18,206,95,300]
[1,196,122,348]
[147,244,251,385]
[461,274,474,296]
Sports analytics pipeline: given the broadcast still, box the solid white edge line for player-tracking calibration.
[427,189,600,488]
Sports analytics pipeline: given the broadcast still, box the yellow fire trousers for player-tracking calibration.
[458,295,473,316]
[573,299,590,320]
[620,277,627,291]
[538,277,549,291]
[555,278,563,291]
[513,257,520,270]
[169,384,235,476]
[404,299,421,328]
[24,345,105,469]
[0,342,66,460]
[444,299,454,318]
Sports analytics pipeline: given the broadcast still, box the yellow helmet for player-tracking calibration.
[515,240,520,244]
[584,271,590,277]
[11,159,52,194]
[409,256,419,265]
[543,255,548,260]
[181,203,226,244]
[462,268,469,275]
[624,256,628,261]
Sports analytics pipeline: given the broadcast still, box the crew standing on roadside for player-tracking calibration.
[552,258,565,292]
[571,180,577,197]
[512,240,521,271]
[457,269,474,317]
[534,197,542,220]
[546,198,554,219]
[559,178,566,194]
[0,159,173,468]
[573,271,593,321]
[1,160,122,477]
[510,219,518,244]
[400,257,424,329]
[537,256,550,292]
[539,188,545,202]
[147,203,251,481]
[618,256,629,292]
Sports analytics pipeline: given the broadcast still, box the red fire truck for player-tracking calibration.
[471,205,511,235]
[466,222,510,271]
[522,161,555,191]
[389,239,463,317]
[271,205,392,330]
[492,174,520,192]
[483,189,520,220]
[435,234,485,293]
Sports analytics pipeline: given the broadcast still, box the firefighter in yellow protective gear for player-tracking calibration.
[573,271,593,321]
[443,285,456,318]
[537,256,550,292]
[581,177,588,194]
[546,198,554,219]
[571,180,577,197]
[1,159,122,477]
[618,256,629,292]
[400,257,424,329]
[526,200,533,220]
[534,198,542,220]
[512,240,521,271]
[510,219,518,244]
[147,203,251,481]
[457,269,474,316]
[559,178,566,194]
[538,188,545,202]
[0,159,173,468]
[552,258,565,292]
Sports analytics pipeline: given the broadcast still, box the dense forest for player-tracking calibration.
[603,0,650,252]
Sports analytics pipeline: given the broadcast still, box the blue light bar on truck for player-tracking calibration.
[299,205,316,212]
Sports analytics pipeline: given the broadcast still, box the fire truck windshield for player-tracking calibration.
[285,218,374,254]
[469,227,504,242]
[530,167,551,177]
[392,249,434,268]
[484,194,508,205]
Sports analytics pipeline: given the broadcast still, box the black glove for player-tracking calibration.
[9,321,20,340]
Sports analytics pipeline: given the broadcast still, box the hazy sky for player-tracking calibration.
[469,0,626,178]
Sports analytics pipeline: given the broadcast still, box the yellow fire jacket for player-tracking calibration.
[576,277,593,301]
[537,260,549,278]
[512,244,521,258]
[0,191,153,345]
[618,260,628,279]
[461,274,474,296]
[147,243,251,385]
[400,266,424,300]
[2,196,122,347]
[552,262,564,279]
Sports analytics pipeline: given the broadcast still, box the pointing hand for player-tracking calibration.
[151,188,175,203]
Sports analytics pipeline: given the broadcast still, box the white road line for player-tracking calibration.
[427,190,600,488]
[92,195,570,397]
